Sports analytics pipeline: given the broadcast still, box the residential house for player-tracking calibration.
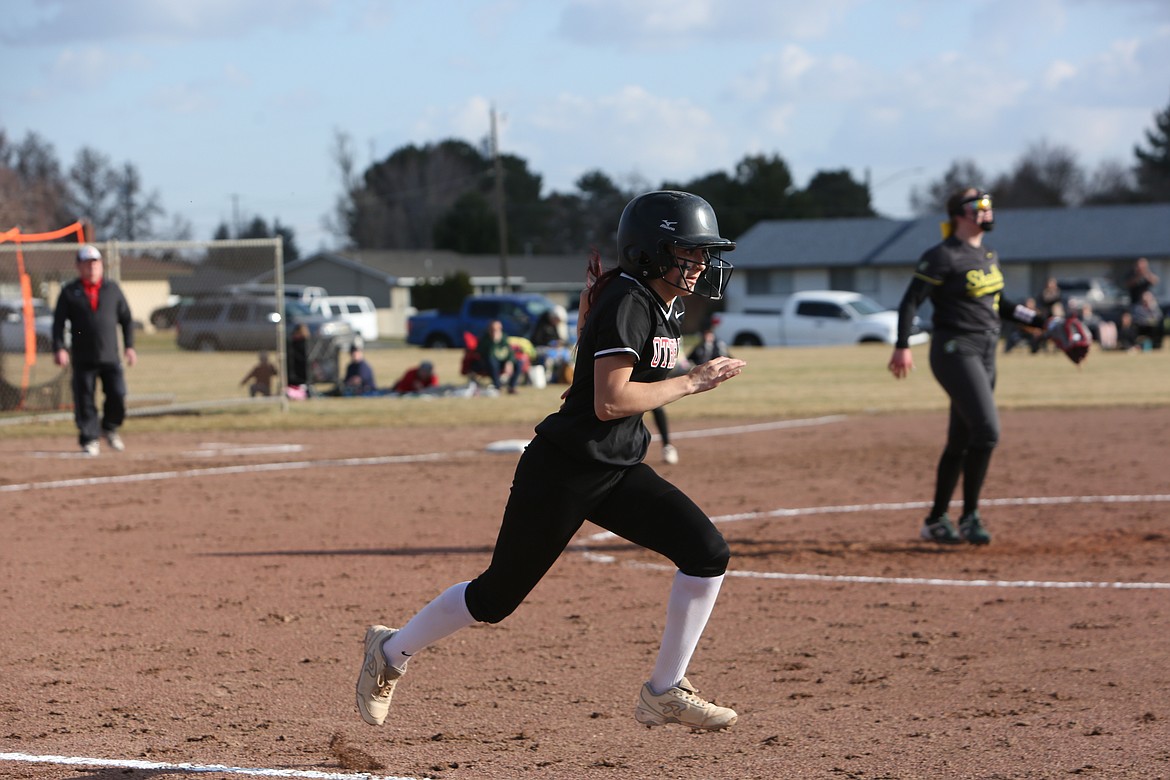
[727,203,1170,320]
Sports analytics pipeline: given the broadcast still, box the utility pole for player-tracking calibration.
[490,105,510,289]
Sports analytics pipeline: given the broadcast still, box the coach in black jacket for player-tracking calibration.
[52,244,137,456]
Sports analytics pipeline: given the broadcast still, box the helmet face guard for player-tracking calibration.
[617,191,736,300]
[664,245,734,300]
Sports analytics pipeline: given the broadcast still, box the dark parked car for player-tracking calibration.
[175,295,354,352]
[149,296,193,330]
[1057,277,1127,321]
[174,295,356,386]
[0,297,55,353]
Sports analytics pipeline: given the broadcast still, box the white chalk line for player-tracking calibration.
[30,442,309,459]
[578,493,1170,591]
[0,451,479,493]
[3,415,844,494]
[476,416,850,451]
[577,554,1170,590]
[0,752,412,779]
[650,414,846,441]
[184,443,308,457]
[582,493,1170,542]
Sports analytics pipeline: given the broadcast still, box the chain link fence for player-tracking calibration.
[1,237,357,424]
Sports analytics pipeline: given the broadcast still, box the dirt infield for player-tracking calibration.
[2,407,1168,780]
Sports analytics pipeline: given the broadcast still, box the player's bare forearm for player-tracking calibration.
[594,356,745,420]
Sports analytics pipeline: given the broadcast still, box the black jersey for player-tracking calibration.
[895,236,1042,347]
[535,273,684,466]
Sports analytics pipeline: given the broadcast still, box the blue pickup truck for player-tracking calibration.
[406,293,561,348]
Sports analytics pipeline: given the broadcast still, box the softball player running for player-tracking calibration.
[888,188,1047,545]
[356,191,746,731]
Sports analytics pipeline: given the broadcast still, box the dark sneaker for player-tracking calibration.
[959,512,991,545]
[920,514,961,544]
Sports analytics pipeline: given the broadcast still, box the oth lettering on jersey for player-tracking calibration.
[651,336,680,369]
[965,263,1004,298]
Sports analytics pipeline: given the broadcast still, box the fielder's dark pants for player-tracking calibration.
[928,329,1000,519]
[464,435,729,624]
[71,362,127,446]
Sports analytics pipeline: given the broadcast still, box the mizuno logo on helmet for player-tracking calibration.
[659,220,677,231]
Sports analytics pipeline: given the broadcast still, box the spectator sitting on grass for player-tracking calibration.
[344,345,377,395]
[392,360,440,395]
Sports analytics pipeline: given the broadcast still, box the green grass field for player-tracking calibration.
[3,332,1165,437]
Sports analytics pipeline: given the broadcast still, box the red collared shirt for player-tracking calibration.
[81,279,102,311]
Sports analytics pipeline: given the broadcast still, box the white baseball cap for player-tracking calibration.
[76,244,102,262]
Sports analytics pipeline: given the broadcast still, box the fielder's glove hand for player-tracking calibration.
[1045,316,1091,365]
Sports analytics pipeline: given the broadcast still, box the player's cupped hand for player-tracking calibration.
[688,356,746,394]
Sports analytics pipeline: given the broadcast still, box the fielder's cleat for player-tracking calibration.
[662,444,679,465]
[82,440,100,457]
[634,678,737,731]
[920,514,961,545]
[355,625,403,726]
[959,511,991,545]
[104,431,125,452]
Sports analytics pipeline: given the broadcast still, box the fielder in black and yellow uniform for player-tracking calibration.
[889,189,1045,545]
[356,191,748,732]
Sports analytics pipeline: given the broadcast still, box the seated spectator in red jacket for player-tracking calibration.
[393,360,440,394]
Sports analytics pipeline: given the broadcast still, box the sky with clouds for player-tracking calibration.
[3,0,1169,253]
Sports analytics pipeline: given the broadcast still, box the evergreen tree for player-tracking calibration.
[796,169,875,218]
[109,162,164,240]
[68,147,116,239]
[1134,96,1170,201]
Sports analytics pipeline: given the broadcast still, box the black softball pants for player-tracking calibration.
[464,435,729,624]
[927,329,1000,518]
[70,362,127,446]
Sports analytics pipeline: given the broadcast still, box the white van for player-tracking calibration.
[311,295,379,341]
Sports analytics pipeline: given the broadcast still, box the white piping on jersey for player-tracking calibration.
[595,346,640,360]
[589,273,680,362]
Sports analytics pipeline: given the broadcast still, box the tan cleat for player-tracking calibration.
[355,625,403,726]
[634,678,737,731]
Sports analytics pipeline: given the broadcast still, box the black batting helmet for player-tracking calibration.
[616,190,735,299]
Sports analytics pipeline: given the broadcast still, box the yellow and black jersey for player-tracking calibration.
[896,236,1042,347]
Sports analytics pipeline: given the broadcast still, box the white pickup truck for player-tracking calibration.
[712,290,930,347]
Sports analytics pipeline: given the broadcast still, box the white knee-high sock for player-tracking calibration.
[381,581,476,673]
[648,572,724,695]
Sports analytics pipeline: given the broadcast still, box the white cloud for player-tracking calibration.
[2,0,335,44]
[453,97,496,144]
[42,45,151,90]
[222,64,252,89]
[1043,60,1078,90]
[146,82,218,115]
[759,104,798,136]
[514,85,729,193]
[556,0,858,45]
